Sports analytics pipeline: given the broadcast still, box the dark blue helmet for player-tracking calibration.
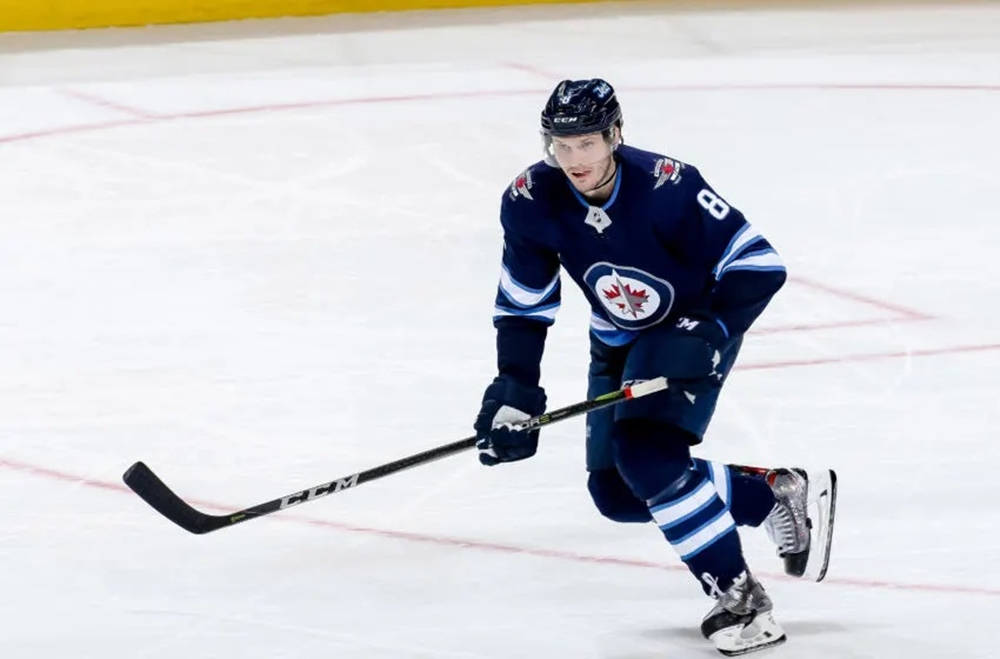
[540,78,622,137]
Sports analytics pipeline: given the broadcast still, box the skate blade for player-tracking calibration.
[708,611,787,656]
[804,468,837,582]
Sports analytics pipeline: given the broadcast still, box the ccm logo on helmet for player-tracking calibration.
[554,117,579,124]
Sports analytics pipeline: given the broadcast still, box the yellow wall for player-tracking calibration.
[0,0,598,32]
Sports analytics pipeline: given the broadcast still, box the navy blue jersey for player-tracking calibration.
[492,145,786,386]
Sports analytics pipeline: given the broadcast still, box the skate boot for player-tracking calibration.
[763,467,838,581]
[700,570,786,656]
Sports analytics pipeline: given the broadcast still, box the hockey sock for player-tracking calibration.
[691,458,775,527]
[646,468,747,594]
[613,421,747,594]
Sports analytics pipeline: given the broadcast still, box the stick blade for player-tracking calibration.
[123,461,228,534]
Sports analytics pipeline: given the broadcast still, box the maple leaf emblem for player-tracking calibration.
[603,282,649,317]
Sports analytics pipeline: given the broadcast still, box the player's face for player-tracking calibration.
[550,132,616,195]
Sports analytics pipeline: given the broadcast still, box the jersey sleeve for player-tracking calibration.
[677,168,787,336]
[491,186,562,387]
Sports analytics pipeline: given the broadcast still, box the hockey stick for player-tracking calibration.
[123,377,668,535]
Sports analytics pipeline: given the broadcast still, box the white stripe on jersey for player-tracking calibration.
[712,224,763,280]
[719,249,784,277]
[499,265,560,308]
[589,313,617,332]
[494,303,559,322]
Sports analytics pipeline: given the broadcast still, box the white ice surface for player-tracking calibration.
[1,2,999,657]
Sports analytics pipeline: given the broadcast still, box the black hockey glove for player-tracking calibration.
[474,376,547,466]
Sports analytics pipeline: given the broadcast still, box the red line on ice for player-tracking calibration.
[56,88,160,120]
[288,516,1000,597]
[3,454,999,597]
[4,339,1000,599]
[0,457,132,494]
[753,317,920,335]
[740,342,1000,371]
[751,276,935,335]
[790,276,933,320]
[2,82,997,145]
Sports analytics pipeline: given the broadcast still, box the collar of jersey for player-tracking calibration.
[568,165,622,211]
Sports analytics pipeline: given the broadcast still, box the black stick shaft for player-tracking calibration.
[123,377,668,534]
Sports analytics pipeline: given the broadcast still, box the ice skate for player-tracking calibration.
[763,467,838,581]
[700,571,786,656]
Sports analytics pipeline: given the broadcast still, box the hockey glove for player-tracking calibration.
[474,376,547,466]
[666,314,731,380]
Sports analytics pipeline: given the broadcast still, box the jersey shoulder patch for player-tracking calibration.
[508,167,535,201]
[651,156,685,189]
[617,145,689,191]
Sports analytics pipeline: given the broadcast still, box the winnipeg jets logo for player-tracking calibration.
[602,278,649,317]
[652,157,683,189]
[508,169,534,201]
[583,263,675,330]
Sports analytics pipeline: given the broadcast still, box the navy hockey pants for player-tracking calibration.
[584,326,772,526]
[585,325,742,473]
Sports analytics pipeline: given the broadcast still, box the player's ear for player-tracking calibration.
[605,125,622,149]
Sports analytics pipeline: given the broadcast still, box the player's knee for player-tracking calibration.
[612,419,693,502]
[587,469,652,523]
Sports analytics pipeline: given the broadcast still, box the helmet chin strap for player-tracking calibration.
[586,159,618,195]
[584,127,620,194]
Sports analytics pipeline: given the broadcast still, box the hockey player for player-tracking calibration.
[473,79,836,656]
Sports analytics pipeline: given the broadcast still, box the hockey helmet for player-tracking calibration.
[540,78,622,137]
